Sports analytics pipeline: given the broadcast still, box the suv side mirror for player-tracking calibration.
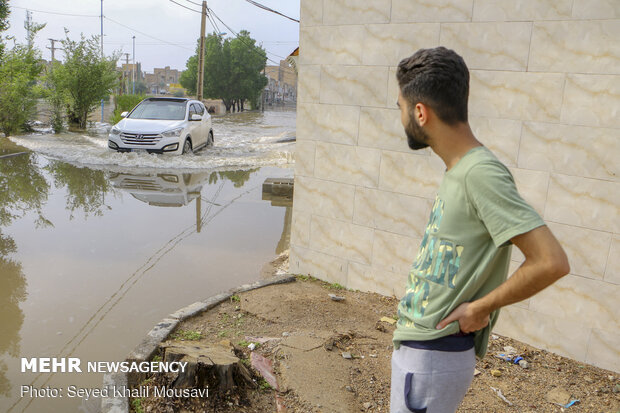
[190,114,202,121]
[120,111,128,118]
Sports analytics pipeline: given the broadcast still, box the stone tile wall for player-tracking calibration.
[292,0,619,372]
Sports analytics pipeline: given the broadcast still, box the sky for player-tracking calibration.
[4,0,300,73]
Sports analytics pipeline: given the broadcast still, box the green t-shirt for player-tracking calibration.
[393,146,545,358]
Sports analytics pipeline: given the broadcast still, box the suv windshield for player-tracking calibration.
[128,100,187,120]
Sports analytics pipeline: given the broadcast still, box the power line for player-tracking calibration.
[242,0,299,23]
[208,7,280,65]
[168,0,201,14]
[10,5,99,18]
[104,16,193,51]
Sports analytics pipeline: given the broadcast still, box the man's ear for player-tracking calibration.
[415,103,430,127]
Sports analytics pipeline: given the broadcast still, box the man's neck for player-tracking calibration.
[429,122,482,170]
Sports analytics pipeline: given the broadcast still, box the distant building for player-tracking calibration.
[143,66,182,94]
[264,60,297,105]
[120,63,144,82]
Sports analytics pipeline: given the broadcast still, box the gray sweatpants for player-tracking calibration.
[390,345,475,413]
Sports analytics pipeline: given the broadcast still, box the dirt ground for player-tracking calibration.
[132,255,619,413]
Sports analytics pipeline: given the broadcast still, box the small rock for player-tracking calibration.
[474,369,482,376]
[282,332,290,337]
[491,334,499,340]
[328,293,345,302]
[248,343,257,351]
[342,352,353,359]
[363,402,372,410]
[518,360,529,369]
[380,316,397,325]
[613,384,619,394]
[503,346,517,355]
[346,386,354,392]
[491,369,502,377]
[608,375,615,381]
[584,376,594,383]
[545,388,571,405]
[369,353,378,358]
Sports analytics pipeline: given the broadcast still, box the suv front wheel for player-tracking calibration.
[182,139,192,154]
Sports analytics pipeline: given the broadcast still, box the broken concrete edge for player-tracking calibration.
[100,273,297,413]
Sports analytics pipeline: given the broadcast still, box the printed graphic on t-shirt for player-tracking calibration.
[398,196,464,326]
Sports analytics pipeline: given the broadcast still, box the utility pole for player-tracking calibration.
[100,0,104,122]
[47,38,63,63]
[196,1,207,101]
[132,36,136,95]
[122,53,130,94]
[25,10,32,48]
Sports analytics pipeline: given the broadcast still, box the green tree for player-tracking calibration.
[180,31,267,112]
[0,0,10,58]
[0,20,45,136]
[49,32,118,129]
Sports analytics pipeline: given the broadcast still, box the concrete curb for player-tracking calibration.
[101,273,296,413]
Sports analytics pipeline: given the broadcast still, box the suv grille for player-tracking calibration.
[120,132,162,145]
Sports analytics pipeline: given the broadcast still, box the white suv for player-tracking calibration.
[108,97,214,155]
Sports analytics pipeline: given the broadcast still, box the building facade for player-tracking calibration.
[265,60,298,105]
[291,0,620,372]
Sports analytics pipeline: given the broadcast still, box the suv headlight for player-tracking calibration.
[161,127,184,138]
[110,126,121,136]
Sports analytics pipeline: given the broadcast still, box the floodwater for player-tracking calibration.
[0,109,296,412]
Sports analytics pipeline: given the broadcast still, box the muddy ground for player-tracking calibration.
[131,258,619,413]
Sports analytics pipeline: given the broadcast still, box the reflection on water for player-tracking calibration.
[0,110,295,412]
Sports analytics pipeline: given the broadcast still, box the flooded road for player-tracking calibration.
[0,109,295,412]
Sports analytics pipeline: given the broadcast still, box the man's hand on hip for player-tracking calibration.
[436,301,490,333]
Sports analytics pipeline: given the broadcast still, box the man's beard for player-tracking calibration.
[405,117,430,150]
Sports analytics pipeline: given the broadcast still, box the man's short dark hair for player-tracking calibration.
[397,47,469,125]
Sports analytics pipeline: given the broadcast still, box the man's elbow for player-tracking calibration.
[548,250,570,280]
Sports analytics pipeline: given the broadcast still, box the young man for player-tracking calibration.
[390,47,570,413]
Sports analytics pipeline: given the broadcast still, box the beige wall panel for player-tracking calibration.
[300,26,365,65]
[363,23,441,66]
[323,0,391,25]
[519,122,620,181]
[529,275,620,332]
[358,107,408,152]
[291,209,312,248]
[320,65,389,107]
[372,230,420,275]
[469,70,565,122]
[353,187,433,238]
[314,142,382,188]
[300,0,323,26]
[529,21,620,75]
[290,245,349,286]
[586,329,620,372]
[547,222,612,281]
[604,234,620,284]
[572,0,620,19]
[348,262,406,297]
[294,176,356,220]
[561,74,620,129]
[470,117,522,167]
[387,67,399,109]
[494,306,590,362]
[309,216,375,265]
[440,22,532,71]
[297,65,321,103]
[294,140,316,177]
[297,103,360,145]
[545,174,620,233]
[391,0,473,22]
[509,168,549,216]
[379,150,444,199]
[472,0,572,21]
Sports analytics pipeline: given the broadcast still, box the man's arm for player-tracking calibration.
[436,225,570,333]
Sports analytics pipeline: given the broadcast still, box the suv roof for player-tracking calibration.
[145,97,190,103]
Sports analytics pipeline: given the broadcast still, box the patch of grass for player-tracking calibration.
[258,378,272,391]
[295,274,311,281]
[140,378,153,386]
[131,398,144,413]
[230,294,240,302]
[327,282,345,290]
[152,355,162,362]
[171,329,203,341]
[238,340,251,347]
[217,330,229,338]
